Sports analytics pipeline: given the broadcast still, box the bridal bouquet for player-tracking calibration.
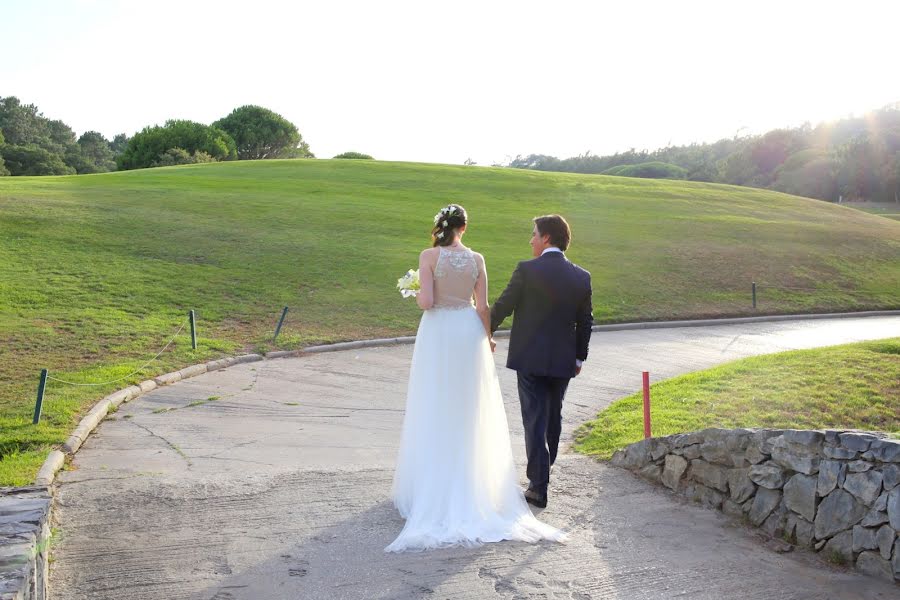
[397,269,420,298]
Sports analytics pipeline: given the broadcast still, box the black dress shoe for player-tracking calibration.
[524,488,548,508]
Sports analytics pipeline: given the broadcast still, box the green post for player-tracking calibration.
[752,282,757,309]
[190,310,197,350]
[33,369,48,424]
[273,306,289,342]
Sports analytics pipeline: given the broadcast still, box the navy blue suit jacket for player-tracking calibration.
[490,251,593,379]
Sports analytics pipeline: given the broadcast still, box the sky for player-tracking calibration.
[3,0,900,166]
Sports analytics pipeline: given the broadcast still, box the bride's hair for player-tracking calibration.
[431,204,467,247]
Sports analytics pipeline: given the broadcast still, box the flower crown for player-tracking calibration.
[433,205,460,228]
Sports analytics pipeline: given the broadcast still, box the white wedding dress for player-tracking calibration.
[386,246,567,552]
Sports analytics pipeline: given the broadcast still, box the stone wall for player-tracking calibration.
[0,486,52,600]
[610,428,900,584]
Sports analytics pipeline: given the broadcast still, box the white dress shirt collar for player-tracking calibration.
[541,247,564,256]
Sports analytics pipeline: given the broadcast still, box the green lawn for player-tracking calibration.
[843,201,900,221]
[574,338,900,460]
[1,159,899,485]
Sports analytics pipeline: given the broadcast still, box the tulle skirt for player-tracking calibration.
[386,306,567,552]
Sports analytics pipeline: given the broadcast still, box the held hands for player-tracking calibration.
[575,365,582,377]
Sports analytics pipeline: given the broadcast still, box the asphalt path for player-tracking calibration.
[50,315,900,599]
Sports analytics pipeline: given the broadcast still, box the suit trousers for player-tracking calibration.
[516,372,570,494]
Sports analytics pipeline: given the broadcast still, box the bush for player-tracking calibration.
[0,144,75,175]
[151,148,217,167]
[333,152,373,159]
[117,120,236,170]
[603,161,687,179]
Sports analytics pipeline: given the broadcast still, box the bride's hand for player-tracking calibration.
[489,337,497,353]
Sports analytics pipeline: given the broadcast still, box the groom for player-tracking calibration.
[490,215,593,508]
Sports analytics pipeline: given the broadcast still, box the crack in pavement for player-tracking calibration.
[127,420,193,467]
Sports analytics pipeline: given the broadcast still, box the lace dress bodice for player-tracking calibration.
[432,247,481,310]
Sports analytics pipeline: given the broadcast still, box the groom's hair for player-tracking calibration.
[533,215,571,251]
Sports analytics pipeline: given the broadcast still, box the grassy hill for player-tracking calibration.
[574,338,900,460]
[1,159,899,484]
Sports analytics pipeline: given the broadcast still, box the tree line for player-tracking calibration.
[0,97,314,176]
[507,104,900,202]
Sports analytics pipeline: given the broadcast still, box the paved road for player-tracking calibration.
[50,316,900,599]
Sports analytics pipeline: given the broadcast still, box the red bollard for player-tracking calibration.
[642,371,652,439]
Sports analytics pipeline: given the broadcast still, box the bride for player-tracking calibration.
[385,203,567,552]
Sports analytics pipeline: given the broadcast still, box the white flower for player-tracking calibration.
[437,231,444,238]
[442,220,448,227]
[397,268,421,298]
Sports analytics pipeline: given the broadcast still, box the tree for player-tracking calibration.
[213,105,311,160]
[0,144,75,175]
[0,130,7,176]
[117,120,237,170]
[603,161,687,179]
[333,152,373,159]
[109,133,130,156]
[0,97,49,147]
[71,131,116,173]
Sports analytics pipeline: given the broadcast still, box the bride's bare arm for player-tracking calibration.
[416,249,436,310]
[473,254,494,348]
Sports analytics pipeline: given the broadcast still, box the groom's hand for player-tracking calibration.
[489,338,497,353]
[574,365,582,376]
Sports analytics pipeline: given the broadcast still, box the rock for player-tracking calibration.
[771,436,820,475]
[784,429,825,448]
[824,429,844,446]
[893,538,900,579]
[889,487,900,530]
[610,450,627,468]
[745,445,767,465]
[723,499,744,519]
[847,460,873,473]
[874,491,888,513]
[861,509,889,528]
[749,488,782,527]
[690,460,729,492]
[785,513,815,547]
[875,524,895,561]
[661,454,688,491]
[681,445,702,460]
[823,446,858,460]
[749,462,787,489]
[614,438,652,470]
[882,464,900,491]
[727,468,756,503]
[699,441,732,466]
[839,432,877,452]
[761,503,788,538]
[856,551,895,582]
[852,525,878,552]
[649,439,670,461]
[729,453,749,469]
[821,530,854,564]
[869,439,900,463]
[814,539,827,551]
[817,460,847,497]
[783,474,818,521]
[671,432,704,448]
[843,470,883,506]
[725,430,753,453]
[752,429,785,454]
[639,464,662,483]
[685,483,725,509]
[814,490,868,540]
